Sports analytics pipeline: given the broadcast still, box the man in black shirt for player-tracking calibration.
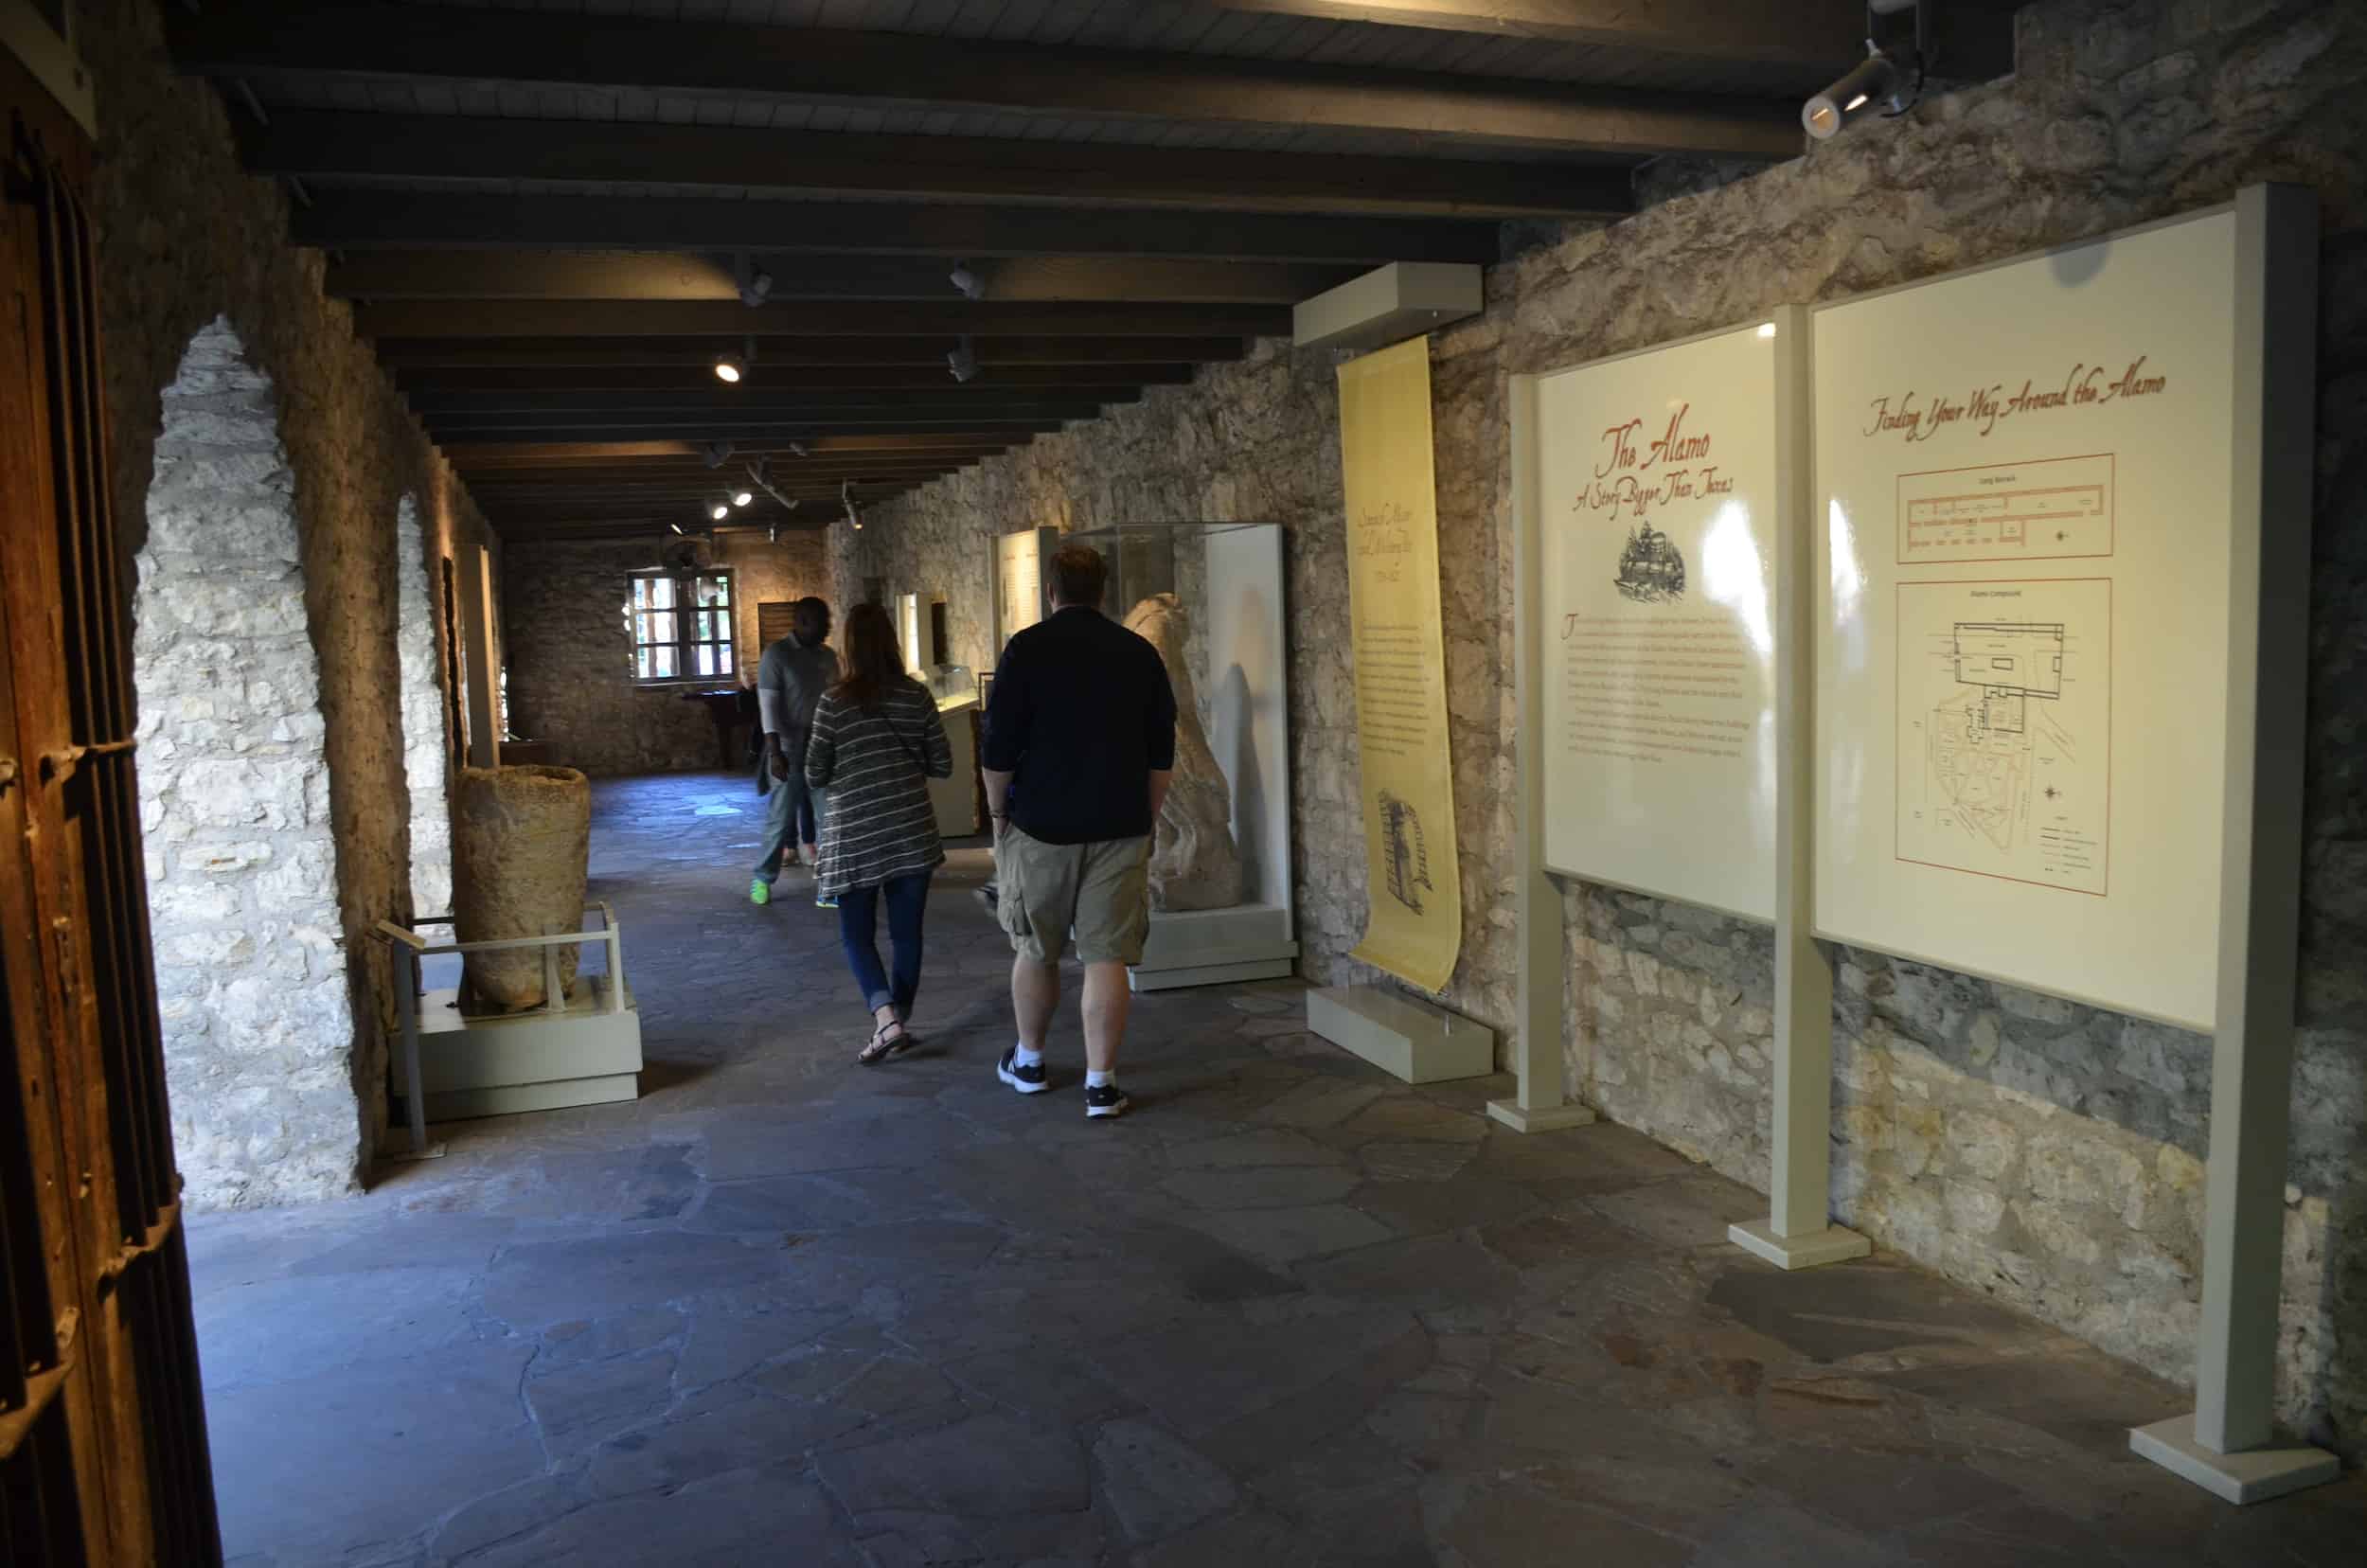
[982,544,1177,1119]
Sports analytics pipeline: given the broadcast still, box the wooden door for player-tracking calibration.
[1,50,222,1567]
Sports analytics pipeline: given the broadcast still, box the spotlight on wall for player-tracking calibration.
[1802,42,1917,138]
[949,261,984,301]
[712,354,743,383]
[732,488,754,508]
[946,334,978,383]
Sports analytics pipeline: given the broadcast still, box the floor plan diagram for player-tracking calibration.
[1896,581,2109,894]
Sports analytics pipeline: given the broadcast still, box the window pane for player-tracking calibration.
[654,647,677,679]
[718,647,733,675]
[636,647,652,679]
[696,644,716,677]
[652,578,676,608]
[632,579,649,607]
[650,612,675,643]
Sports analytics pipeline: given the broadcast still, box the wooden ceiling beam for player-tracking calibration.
[400,365,1189,393]
[1185,1,1862,66]
[238,112,1631,220]
[411,391,1135,416]
[380,336,1246,369]
[329,252,1354,306]
[357,299,1287,340]
[424,419,1070,441]
[445,437,1027,461]
[170,3,1800,158]
[294,193,1499,264]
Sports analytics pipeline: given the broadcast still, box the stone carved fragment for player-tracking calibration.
[454,765,591,1010]
[1123,595,1242,912]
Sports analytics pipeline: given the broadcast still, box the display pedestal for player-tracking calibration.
[1133,904,1296,992]
[1728,1218,1872,1271]
[1307,984,1492,1084]
[2128,1417,2340,1506]
[418,978,643,1121]
[1485,1098,1596,1134]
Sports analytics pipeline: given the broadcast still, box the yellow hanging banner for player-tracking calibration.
[1337,336,1462,993]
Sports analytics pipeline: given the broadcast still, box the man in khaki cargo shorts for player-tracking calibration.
[981,544,1177,1119]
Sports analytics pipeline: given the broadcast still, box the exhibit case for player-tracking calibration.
[1067,523,1298,990]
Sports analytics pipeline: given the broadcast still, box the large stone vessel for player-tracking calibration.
[452,764,591,1010]
[1123,594,1243,912]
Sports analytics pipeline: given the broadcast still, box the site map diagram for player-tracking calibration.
[1896,579,2109,895]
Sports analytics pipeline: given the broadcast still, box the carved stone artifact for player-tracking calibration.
[1123,594,1243,912]
[453,764,591,1009]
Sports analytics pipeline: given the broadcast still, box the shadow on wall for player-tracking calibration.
[132,317,359,1210]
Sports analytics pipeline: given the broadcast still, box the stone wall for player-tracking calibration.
[397,497,454,918]
[847,0,2367,1456]
[504,530,828,776]
[133,324,357,1211]
[80,0,501,1202]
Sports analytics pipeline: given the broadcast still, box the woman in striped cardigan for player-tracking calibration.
[805,602,953,1063]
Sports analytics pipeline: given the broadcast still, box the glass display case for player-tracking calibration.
[1066,523,1297,991]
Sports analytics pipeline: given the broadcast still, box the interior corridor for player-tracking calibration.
[186,774,2367,1567]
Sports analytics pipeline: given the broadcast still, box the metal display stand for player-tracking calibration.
[373,903,644,1146]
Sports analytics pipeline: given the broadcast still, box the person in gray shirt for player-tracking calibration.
[751,597,841,907]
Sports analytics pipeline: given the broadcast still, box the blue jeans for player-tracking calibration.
[837,870,931,1016]
[754,771,820,882]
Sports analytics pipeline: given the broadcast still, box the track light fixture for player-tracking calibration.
[668,521,685,535]
[842,479,863,531]
[947,334,978,384]
[732,489,754,508]
[703,440,735,469]
[709,499,730,522]
[1805,2,1923,139]
[712,354,742,383]
[788,441,809,458]
[739,271,774,308]
[949,261,984,301]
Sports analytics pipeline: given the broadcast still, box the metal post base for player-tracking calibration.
[2129,1415,2340,1504]
[1485,1098,1597,1133]
[1728,1218,1871,1270]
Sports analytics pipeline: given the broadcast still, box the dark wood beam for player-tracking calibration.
[1187,1,1861,66]
[329,251,1354,306]
[400,365,1190,394]
[423,416,1081,438]
[294,193,1500,264]
[239,113,1632,220]
[445,437,1029,462]
[410,391,1135,417]
[380,336,1247,369]
[356,300,1288,340]
[170,3,1802,158]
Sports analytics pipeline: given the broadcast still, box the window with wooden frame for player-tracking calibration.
[627,568,736,684]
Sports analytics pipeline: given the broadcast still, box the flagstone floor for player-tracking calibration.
[188,771,2365,1566]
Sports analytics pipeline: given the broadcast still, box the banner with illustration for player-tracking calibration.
[1337,336,1462,992]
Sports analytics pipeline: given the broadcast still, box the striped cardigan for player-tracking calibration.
[804,677,953,897]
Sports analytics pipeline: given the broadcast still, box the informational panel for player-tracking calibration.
[1337,337,1461,992]
[1813,208,2240,1028]
[1533,318,1789,921]
[897,592,922,676]
[995,527,1050,646]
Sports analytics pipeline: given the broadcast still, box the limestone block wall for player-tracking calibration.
[397,497,454,917]
[503,531,828,775]
[133,323,357,1211]
[80,0,500,1201]
[845,0,2367,1457]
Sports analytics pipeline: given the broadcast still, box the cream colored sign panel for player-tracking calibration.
[1813,209,2239,1029]
[1535,320,1784,921]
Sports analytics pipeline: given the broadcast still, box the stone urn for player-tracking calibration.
[452,764,591,1011]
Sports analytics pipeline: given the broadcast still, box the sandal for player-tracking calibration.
[858,1020,914,1065]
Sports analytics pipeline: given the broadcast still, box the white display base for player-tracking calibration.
[1131,903,1298,994]
[1485,1098,1597,1133]
[1307,984,1493,1085]
[418,981,644,1123]
[2128,1416,2340,1505]
[1728,1219,1873,1271]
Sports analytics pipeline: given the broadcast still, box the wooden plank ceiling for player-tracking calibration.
[167,0,1906,542]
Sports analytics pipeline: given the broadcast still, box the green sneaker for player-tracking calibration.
[749,878,772,906]
[815,892,838,910]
